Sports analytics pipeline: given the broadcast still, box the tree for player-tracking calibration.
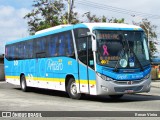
[108,18,124,23]
[24,0,79,35]
[82,12,125,23]
[133,19,157,56]
[24,0,65,34]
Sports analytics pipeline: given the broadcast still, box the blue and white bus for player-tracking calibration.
[4,23,151,99]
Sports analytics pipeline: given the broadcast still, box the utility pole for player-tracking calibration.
[68,0,71,24]
[142,20,150,48]
[131,15,150,48]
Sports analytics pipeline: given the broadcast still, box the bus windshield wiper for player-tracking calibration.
[113,48,125,72]
[113,34,144,72]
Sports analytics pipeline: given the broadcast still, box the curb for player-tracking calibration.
[151,81,160,88]
[0,81,6,84]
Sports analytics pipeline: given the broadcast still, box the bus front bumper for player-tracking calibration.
[96,75,151,95]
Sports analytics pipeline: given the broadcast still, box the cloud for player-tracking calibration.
[0,5,30,54]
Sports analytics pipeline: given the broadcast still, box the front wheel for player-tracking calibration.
[20,75,28,92]
[66,78,81,99]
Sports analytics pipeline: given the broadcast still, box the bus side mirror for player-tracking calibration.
[87,32,97,52]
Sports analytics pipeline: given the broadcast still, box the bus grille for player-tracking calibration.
[114,86,143,93]
[113,80,142,85]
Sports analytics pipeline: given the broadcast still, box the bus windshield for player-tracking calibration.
[96,30,150,69]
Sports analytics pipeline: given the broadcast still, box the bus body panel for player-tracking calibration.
[78,62,96,94]
[5,57,79,92]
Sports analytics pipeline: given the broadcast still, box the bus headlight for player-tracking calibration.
[142,73,150,80]
[97,72,113,81]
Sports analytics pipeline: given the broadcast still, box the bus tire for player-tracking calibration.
[67,78,81,99]
[109,94,124,99]
[20,75,28,92]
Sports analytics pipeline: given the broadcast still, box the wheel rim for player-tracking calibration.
[70,81,77,95]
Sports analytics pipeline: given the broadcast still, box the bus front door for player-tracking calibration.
[78,37,93,94]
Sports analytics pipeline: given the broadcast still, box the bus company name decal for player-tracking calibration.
[47,59,63,71]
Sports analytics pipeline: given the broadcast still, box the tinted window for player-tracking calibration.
[35,37,47,58]
[18,42,25,59]
[47,35,58,57]
[5,44,16,60]
[5,31,75,60]
[59,35,65,56]
[65,32,74,57]
[25,40,34,59]
[46,31,74,58]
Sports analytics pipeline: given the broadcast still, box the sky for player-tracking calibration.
[0,0,160,55]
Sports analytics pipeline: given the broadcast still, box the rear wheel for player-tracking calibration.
[67,78,81,99]
[109,94,124,99]
[20,75,28,92]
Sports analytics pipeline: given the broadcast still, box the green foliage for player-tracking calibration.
[82,12,125,23]
[24,0,65,34]
[24,0,80,35]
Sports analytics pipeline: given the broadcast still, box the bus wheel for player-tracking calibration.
[109,94,124,99]
[20,75,28,92]
[67,78,81,99]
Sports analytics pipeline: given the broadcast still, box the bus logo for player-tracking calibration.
[127,81,133,85]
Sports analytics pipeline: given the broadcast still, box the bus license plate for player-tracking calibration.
[125,90,134,93]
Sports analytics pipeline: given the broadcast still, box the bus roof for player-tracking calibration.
[6,23,143,45]
[35,24,72,35]
[81,23,143,31]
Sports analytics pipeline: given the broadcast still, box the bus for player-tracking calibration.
[4,23,151,99]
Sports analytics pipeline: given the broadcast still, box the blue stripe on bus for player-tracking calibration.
[96,64,151,80]
[4,57,96,81]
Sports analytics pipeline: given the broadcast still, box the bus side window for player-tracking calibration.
[35,37,46,58]
[65,32,74,58]
[18,43,23,59]
[58,34,65,56]
[5,45,10,60]
[26,40,33,59]
[55,36,59,56]
[10,45,15,60]
[47,35,58,57]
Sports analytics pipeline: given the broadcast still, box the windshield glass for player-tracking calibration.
[96,30,150,69]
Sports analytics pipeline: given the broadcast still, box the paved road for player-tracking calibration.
[0,82,159,120]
